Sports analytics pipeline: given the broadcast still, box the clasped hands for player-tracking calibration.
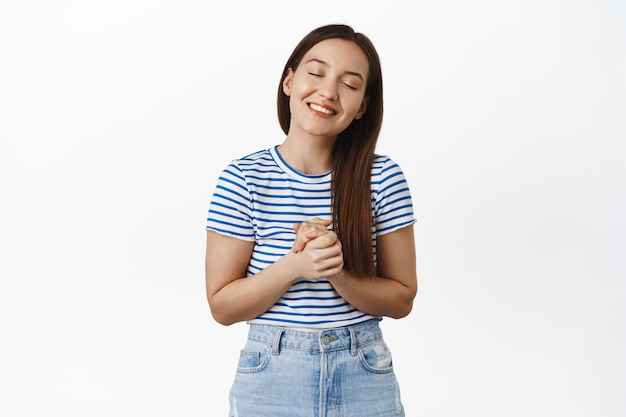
[290,217,344,279]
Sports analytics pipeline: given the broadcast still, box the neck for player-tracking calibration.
[278,135,335,175]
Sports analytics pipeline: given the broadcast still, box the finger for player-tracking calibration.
[310,217,332,226]
[292,230,325,253]
[292,218,332,253]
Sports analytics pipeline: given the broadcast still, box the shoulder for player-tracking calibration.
[221,148,277,176]
[371,154,407,178]
[230,148,273,166]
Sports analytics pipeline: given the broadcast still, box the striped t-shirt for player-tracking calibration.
[206,145,416,329]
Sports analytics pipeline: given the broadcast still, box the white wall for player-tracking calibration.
[1,1,624,416]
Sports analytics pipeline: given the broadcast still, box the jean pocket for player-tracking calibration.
[358,340,394,374]
[236,340,271,373]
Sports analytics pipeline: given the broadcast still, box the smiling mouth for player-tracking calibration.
[309,103,336,115]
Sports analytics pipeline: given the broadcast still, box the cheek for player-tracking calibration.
[293,80,317,97]
[345,98,366,118]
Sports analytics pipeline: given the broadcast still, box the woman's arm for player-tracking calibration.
[205,229,344,326]
[330,224,418,319]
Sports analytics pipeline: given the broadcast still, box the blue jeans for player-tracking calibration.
[228,320,405,417]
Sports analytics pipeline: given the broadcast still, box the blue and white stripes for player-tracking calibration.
[206,146,415,328]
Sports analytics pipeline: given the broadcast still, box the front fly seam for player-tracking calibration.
[319,348,327,417]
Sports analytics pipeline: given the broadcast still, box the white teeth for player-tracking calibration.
[310,103,335,115]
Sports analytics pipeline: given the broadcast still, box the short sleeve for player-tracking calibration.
[373,156,416,235]
[205,162,255,241]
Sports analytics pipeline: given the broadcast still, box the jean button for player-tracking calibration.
[323,335,331,345]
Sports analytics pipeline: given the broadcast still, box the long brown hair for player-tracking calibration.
[277,24,384,277]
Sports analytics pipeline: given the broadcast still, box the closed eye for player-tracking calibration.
[308,72,322,77]
[342,82,357,90]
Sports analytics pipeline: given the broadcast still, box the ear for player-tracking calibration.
[354,95,369,120]
[282,68,294,96]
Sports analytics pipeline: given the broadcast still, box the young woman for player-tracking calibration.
[205,23,417,417]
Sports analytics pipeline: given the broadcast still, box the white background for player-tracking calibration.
[1,1,625,416]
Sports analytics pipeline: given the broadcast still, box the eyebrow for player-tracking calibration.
[305,58,365,81]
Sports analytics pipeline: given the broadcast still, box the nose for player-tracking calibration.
[318,79,338,100]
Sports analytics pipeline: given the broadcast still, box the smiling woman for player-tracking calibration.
[281,38,369,141]
[204,23,417,417]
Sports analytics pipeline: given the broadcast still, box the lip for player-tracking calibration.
[308,102,337,117]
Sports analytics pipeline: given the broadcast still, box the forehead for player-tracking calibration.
[301,38,369,76]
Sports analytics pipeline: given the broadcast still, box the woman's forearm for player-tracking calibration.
[329,270,417,319]
[208,252,300,326]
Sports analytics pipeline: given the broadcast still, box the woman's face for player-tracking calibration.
[282,38,369,140]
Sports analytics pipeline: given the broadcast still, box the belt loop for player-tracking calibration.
[349,326,357,356]
[272,327,284,355]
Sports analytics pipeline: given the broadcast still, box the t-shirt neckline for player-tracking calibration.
[269,145,332,184]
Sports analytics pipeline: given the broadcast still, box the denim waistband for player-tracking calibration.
[246,319,384,355]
